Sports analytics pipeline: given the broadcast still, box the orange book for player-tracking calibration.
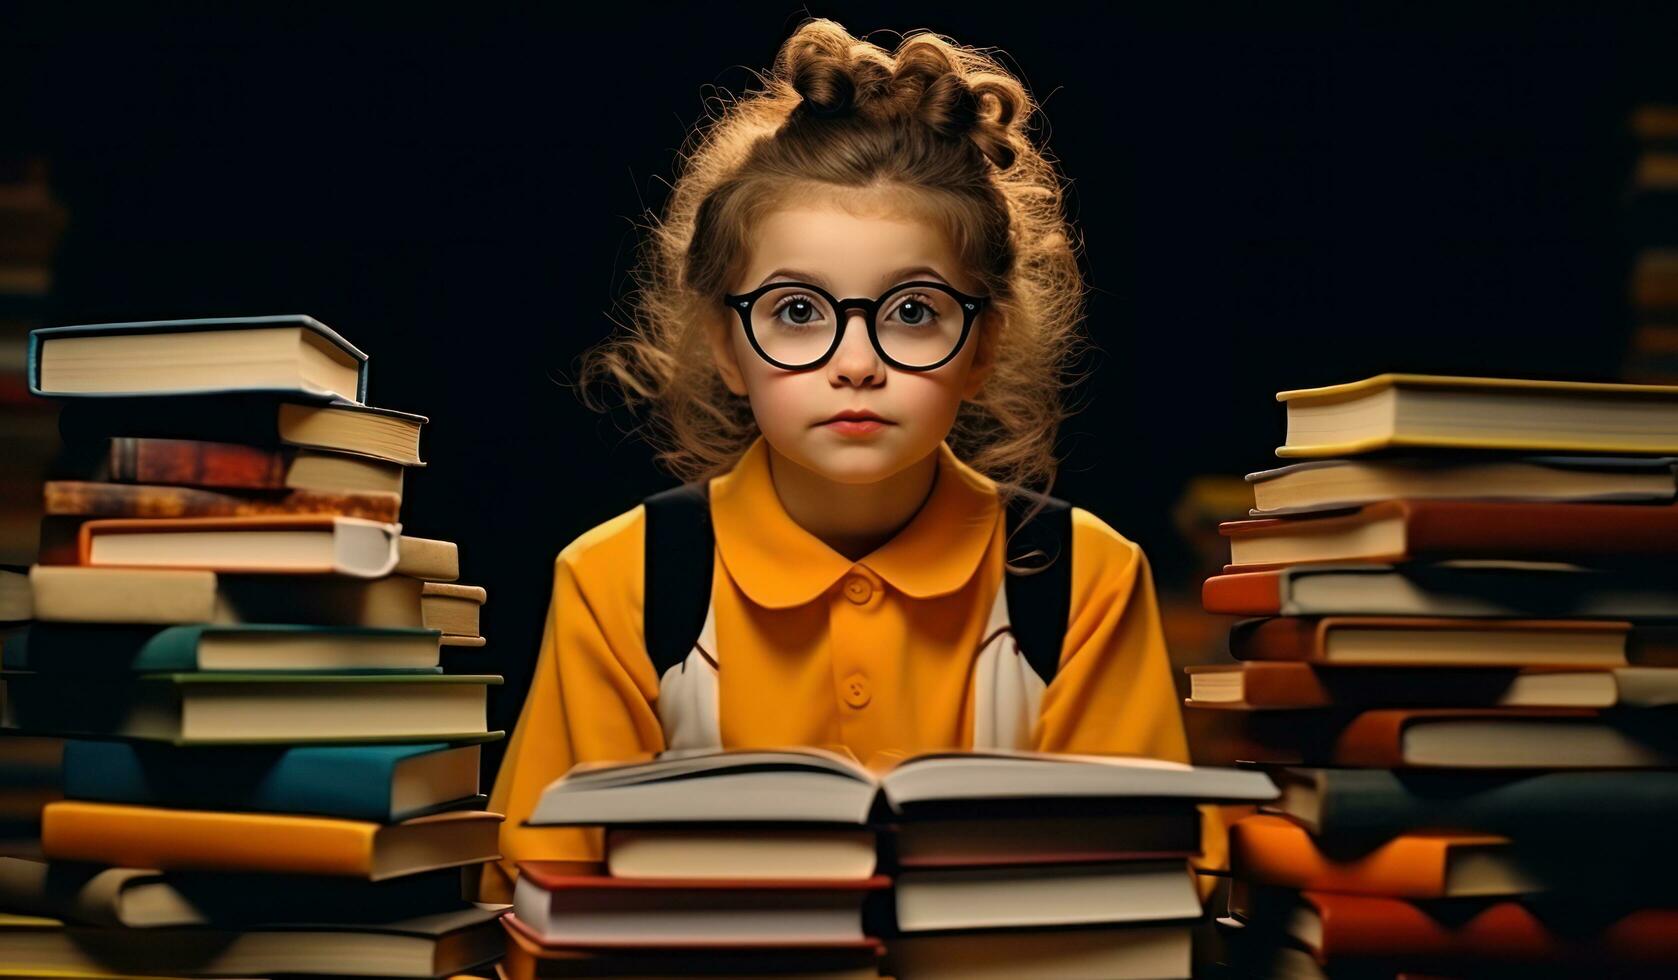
[1229,814,1537,898]
[1292,891,1678,967]
[41,801,501,880]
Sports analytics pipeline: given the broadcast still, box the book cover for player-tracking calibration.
[28,315,368,402]
[1,623,442,674]
[44,480,401,524]
[62,741,483,822]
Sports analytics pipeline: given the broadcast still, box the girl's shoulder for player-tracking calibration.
[1064,505,1151,595]
[551,503,649,599]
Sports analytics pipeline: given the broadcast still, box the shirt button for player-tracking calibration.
[842,672,871,708]
[843,576,873,604]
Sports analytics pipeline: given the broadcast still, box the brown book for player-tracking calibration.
[1222,499,1678,570]
[397,536,460,581]
[63,436,406,497]
[1185,661,1678,710]
[423,582,485,637]
[44,480,400,524]
[29,566,424,627]
[1228,617,1632,667]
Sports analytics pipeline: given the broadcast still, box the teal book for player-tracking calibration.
[62,740,486,823]
[2,623,442,674]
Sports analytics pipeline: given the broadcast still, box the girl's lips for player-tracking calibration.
[822,418,890,436]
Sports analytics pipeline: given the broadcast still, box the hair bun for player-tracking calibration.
[790,57,858,118]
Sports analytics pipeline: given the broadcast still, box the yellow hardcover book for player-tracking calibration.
[1276,373,1678,457]
[40,801,501,880]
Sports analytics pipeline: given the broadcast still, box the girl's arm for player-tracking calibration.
[475,514,666,903]
[1031,508,1229,902]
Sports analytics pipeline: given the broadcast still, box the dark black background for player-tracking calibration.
[4,4,1674,778]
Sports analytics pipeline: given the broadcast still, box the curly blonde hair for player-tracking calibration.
[577,18,1088,504]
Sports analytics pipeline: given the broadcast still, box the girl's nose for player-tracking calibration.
[827,311,884,387]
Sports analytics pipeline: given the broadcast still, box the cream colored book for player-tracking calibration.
[605,828,877,880]
[1277,373,1678,457]
[28,565,424,627]
[423,582,485,637]
[78,515,401,578]
[396,536,460,581]
[31,316,364,402]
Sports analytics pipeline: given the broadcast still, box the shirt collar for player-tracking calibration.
[708,433,1002,609]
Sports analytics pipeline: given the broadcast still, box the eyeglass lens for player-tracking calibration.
[749,284,968,368]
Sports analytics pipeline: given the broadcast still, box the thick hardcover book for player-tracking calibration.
[1270,767,1678,842]
[61,741,483,823]
[1245,456,1678,517]
[77,514,403,577]
[1,671,503,745]
[52,436,407,496]
[1275,373,1678,457]
[58,391,428,466]
[41,802,502,879]
[1227,617,1631,667]
[29,315,369,402]
[1202,562,1678,620]
[44,479,401,524]
[2,623,442,674]
[1221,498,1678,569]
[1184,662,1678,710]
[497,913,883,980]
[0,856,472,928]
[28,565,424,628]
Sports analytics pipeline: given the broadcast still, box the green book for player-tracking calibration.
[0,672,502,746]
[2,623,442,674]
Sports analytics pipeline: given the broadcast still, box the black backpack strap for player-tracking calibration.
[642,481,714,678]
[1002,492,1074,686]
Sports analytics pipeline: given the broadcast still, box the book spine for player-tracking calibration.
[118,437,292,490]
[62,740,401,821]
[1202,572,1283,616]
[45,481,400,523]
[41,800,376,876]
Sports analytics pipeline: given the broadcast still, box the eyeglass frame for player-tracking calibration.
[721,279,991,372]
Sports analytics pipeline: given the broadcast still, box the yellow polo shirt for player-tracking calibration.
[478,434,1225,902]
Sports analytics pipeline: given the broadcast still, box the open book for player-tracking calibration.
[527,747,1277,827]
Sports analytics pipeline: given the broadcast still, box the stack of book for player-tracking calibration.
[1188,373,1678,978]
[517,747,1276,980]
[0,315,505,978]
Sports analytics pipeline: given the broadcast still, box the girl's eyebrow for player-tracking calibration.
[757,266,952,290]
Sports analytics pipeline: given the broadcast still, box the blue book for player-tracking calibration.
[29,315,368,403]
[2,623,442,674]
[62,740,485,822]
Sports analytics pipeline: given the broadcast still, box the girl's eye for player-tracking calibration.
[771,294,827,329]
[887,293,940,329]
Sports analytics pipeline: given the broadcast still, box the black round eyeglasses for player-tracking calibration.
[722,279,989,372]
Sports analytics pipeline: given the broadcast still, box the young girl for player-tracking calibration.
[478,18,1223,904]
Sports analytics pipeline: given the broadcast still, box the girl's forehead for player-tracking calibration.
[742,192,967,291]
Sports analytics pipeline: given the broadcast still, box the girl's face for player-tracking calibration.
[706,194,996,486]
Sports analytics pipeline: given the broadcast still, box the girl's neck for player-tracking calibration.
[765,444,940,562]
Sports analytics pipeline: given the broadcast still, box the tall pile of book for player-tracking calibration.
[514,747,1276,980]
[1188,373,1678,978]
[0,315,506,978]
